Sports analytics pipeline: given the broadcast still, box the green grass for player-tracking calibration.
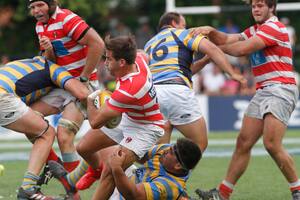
[1,130,300,199]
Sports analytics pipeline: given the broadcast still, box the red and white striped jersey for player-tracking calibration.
[107,53,164,127]
[35,7,97,80]
[241,16,296,89]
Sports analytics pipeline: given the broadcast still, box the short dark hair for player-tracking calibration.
[105,35,137,65]
[158,12,182,30]
[249,0,277,15]
[176,138,202,170]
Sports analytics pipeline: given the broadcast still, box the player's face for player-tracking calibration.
[161,145,182,172]
[29,1,50,24]
[251,0,274,24]
[104,50,119,77]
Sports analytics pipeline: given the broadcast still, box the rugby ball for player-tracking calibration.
[94,90,122,129]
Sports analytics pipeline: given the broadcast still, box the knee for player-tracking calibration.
[235,135,253,153]
[263,138,278,155]
[76,141,89,158]
[57,130,73,146]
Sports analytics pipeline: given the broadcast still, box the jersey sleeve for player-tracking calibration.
[175,29,205,51]
[62,13,90,41]
[48,61,73,88]
[256,22,281,46]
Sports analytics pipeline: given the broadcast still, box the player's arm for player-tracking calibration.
[64,78,90,102]
[78,28,105,79]
[191,55,210,74]
[87,96,121,129]
[191,26,242,45]
[198,38,247,88]
[39,36,56,62]
[109,149,147,200]
[219,35,266,56]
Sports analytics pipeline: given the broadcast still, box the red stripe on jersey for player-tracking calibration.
[263,46,292,58]
[107,53,164,125]
[35,7,95,80]
[242,16,295,88]
[256,77,296,89]
[252,62,293,76]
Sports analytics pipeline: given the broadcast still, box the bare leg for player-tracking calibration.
[5,108,55,175]
[175,117,208,152]
[57,102,84,154]
[225,116,263,184]
[157,121,173,144]
[76,129,116,169]
[263,114,299,183]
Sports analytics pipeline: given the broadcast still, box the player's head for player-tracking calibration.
[249,0,277,24]
[104,35,137,77]
[158,12,186,30]
[28,0,58,23]
[161,138,202,175]
[175,138,202,170]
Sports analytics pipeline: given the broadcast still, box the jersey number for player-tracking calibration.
[152,38,168,61]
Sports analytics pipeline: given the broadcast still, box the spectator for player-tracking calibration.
[135,16,154,49]
[202,63,226,96]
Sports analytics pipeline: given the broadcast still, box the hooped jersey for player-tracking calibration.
[0,56,73,104]
[144,28,205,88]
[106,53,164,127]
[241,16,296,89]
[35,7,97,80]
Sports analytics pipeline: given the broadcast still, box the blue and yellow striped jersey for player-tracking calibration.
[144,28,205,88]
[133,144,190,200]
[0,56,73,104]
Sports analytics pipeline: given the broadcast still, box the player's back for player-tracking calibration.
[144,27,203,88]
[0,56,72,104]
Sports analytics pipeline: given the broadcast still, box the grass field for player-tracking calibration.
[1,130,300,199]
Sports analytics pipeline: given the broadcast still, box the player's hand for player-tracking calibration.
[190,26,214,37]
[231,73,248,90]
[39,36,53,51]
[109,147,126,168]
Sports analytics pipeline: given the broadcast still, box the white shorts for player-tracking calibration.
[101,114,164,159]
[40,80,99,111]
[0,93,29,126]
[245,84,299,125]
[154,84,203,125]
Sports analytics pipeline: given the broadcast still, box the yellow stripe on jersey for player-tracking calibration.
[2,67,23,79]
[191,34,205,50]
[31,62,44,70]
[144,184,154,200]
[0,74,16,93]
[12,61,35,73]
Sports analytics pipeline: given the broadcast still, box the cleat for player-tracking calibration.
[17,186,55,200]
[195,188,226,200]
[292,190,300,200]
[37,158,63,186]
[48,160,80,200]
[76,166,101,190]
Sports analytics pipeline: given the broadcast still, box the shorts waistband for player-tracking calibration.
[154,78,187,86]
